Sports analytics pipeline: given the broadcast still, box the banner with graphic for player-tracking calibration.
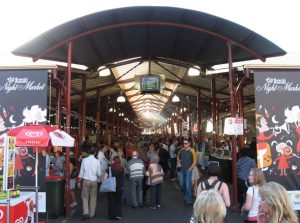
[0,69,48,211]
[254,69,300,210]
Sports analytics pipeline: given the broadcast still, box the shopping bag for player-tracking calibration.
[99,167,116,192]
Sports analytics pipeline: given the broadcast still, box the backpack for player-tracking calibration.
[201,179,223,191]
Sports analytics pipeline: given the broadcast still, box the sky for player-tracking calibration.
[1,0,300,67]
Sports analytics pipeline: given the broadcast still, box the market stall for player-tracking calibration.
[0,192,35,223]
[1,125,75,222]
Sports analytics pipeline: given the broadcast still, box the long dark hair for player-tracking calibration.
[112,156,123,172]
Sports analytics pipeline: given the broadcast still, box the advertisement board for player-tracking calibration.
[254,69,300,210]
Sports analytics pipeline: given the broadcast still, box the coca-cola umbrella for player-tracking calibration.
[0,124,75,222]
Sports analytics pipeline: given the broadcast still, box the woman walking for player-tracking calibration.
[106,156,125,220]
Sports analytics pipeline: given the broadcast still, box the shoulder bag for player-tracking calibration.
[99,167,116,192]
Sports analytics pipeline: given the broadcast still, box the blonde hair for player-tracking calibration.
[259,182,298,223]
[194,189,226,223]
[251,168,266,187]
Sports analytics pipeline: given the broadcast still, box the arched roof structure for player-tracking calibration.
[13,6,286,127]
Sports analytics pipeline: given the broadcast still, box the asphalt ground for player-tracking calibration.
[44,178,244,223]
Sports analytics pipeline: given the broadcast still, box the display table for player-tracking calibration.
[0,192,34,223]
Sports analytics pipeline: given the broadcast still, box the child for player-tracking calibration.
[145,155,164,209]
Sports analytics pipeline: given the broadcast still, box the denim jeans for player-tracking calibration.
[130,177,143,207]
[180,169,192,204]
[150,183,162,207]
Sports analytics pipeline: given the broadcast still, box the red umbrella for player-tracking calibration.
[0,124,75,222]
[1,124,75,148]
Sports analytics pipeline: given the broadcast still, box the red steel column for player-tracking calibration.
[197,89,202,145]
[65,41,72,219]
[238,87,245,148]
[227,41,238,210]
[55,85,61,127]
[105,97,109,144]
[81,76,87,143]
[211,77,217,147]
[96,89,101,145]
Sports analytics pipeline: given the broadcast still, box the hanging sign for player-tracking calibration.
[224,117,244,135]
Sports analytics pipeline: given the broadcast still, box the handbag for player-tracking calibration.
[70,169,78,179]
[99,167,116,192]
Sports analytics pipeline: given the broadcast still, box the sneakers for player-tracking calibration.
[70,202,78,208]
[115,217,122,220]
[150,206,157,210]
[157,204,161,208]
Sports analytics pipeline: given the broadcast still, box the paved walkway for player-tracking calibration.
[46,179,243,223]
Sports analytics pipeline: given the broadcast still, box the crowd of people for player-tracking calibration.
[46,135,298,222]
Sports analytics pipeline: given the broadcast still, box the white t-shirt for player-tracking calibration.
[247,185,261,219]
[97,151,108,173]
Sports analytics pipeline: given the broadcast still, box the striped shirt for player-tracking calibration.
[127,158,145,179]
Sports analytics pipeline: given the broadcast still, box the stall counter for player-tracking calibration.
[0,192,34,223]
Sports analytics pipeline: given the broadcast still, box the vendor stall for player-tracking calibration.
[0,192,34,223]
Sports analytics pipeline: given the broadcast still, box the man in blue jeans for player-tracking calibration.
[177,137,197,206]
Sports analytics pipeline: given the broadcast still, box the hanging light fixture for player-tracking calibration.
[188,66,201,76]
[172,95,180,102]
[117,95,126,103]
[98,66,111,77]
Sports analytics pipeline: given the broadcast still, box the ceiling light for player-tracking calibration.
[188,66,201,76]
[117,95,126,103]
[98,66,111,76]
[172,95,180,102]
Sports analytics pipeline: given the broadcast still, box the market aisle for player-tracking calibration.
[47,179,243,223]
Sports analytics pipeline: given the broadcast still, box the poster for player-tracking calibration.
[0,69,48,211]
[254,69,300,210]
[0,138,5,191]
[0,136,16,191]
[224,117,244,135]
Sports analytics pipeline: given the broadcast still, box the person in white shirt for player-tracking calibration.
[78,146,102,220]
[97,145,109,182]
[241,168,266,222]
[41,148,50,177]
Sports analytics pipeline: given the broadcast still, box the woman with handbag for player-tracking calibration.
[241,168,266,222]
[106,156,124,220]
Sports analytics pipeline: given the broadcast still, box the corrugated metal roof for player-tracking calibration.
[12,6,286,127]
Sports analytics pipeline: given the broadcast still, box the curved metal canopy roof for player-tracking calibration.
[12,6,286,128]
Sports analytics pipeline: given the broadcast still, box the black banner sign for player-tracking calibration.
[254,69,300,193]
[0,69,48,194]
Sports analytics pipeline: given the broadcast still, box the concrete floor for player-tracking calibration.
[44,178,244,223]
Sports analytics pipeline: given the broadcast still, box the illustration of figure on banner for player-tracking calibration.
[15,147,36,179]
[284,105,300,175]
[15,147,25,177]
[272,141,295,176]
[256,111,274,171]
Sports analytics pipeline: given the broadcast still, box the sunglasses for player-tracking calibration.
[183,142,189,145]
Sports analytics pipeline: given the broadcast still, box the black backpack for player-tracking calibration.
[201,179,223,191]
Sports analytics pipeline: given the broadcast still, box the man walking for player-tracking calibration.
[127,150,145,208]
[78,146,101,220]
[177,137,197,206]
